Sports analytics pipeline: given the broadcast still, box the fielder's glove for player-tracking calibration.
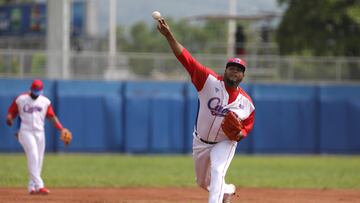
[221,111,243,142]
[60,128,72,146]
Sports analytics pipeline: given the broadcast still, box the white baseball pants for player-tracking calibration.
[192,135,237,203]
[18,130,46,192]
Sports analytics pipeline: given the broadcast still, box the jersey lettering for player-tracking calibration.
[23,104,43,113]
[207,97,229,117]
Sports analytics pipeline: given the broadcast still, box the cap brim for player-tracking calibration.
[226,62,246,71]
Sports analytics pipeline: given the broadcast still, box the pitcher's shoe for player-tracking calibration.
[29,189,36,195]
[223,184,236,203]
[38,187,50,195]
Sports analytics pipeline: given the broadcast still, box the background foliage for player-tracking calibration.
[118,19,228,54]
[276,0,360,57]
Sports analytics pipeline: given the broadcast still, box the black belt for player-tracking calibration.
[195,132,218,145]
[199,138,218,145]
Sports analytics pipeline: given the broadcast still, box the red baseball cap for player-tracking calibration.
[30,79,43,96]
[226,58,247,71]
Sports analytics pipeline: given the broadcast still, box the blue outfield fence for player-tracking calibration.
[123,81,185,153]
[318,85,360,153]
[55,80,123,152]
[251,84,319,154]
[0,78,360,154]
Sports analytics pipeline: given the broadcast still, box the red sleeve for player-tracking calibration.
[7,100,19,118]
[47,105,63,130]
[46,104,56,118]
[176,48,217,91]
[241,111,255,137]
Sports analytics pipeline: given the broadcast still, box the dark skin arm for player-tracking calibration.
[6,114,14,126]
[237,134,244,142]
[48,116,62,129]
[156,18,184,57]
[48,116,69,135]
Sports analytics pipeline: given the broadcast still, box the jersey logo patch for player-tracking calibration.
[207,97,229,117]
[215,87,219,93]
[239,103,244,109]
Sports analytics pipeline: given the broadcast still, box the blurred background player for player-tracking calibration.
[156,18,255,203]
[6,79,68,195]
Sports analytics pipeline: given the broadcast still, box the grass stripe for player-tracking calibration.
[0,154,359,188]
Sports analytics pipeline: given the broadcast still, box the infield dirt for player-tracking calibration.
[0,187,359,203]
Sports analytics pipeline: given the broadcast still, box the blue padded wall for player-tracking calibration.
[124,81,185,153]
[318,85,360,153]
[1,78,360,154]
[56,80,123,152]
[251,84,318,153]
[184,83,198,153]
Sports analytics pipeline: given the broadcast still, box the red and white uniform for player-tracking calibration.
[8,93,57,192]
[177,49,255,203]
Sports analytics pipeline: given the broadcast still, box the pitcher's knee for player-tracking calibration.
[211,167,224,179]
[195,178,208,190]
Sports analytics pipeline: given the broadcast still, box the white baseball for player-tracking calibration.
[152,11,161,20]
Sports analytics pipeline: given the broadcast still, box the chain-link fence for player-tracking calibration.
[0,49,359,83]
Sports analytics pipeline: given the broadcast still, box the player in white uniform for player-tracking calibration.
[157,19,255,203]
[6,79,68,195]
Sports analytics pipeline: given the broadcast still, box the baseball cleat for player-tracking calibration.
[38,187,50,195]
[223,193,233,203]
[223,184,236,203]
[228,184,236,194]
[29,189,36,195]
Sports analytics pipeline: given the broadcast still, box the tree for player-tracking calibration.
[117,18,228,76]
[276,0,360,57]
[120,18,227,54]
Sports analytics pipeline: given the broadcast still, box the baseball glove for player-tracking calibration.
[221,111,243,141]
[60,128,72,145]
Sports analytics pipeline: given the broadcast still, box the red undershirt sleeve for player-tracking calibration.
[7,100,19,118]
[241,111,255,137]
[176,48,217,91]
[46,104,56,118]
[46,105,63,130]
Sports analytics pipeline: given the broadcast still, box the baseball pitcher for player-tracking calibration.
[157,19,255,203]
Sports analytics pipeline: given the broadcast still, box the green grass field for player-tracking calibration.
[0,154,359,189]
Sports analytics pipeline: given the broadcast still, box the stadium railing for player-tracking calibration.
[0,49,359,83]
